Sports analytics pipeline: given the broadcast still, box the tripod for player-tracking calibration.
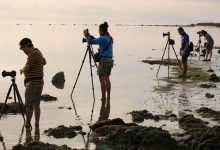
[156,33,183,79]
[0,77,25,122]
[70,44,97,112]
[190,36,202,61]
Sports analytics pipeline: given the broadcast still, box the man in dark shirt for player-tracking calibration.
[178,27,190,78]
[19,38,46,129]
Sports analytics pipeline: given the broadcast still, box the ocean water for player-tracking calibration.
[0,23,220,149]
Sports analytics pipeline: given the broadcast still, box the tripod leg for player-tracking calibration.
[168,43,170,79]
[13,85,17,103]
[70,48,89,100]
[14,84,26,122]
[0,84,13,119]
[199,43,201,61]
[156,39,169,77]
[89,49,96,123]
[89,45,98,68]
[171,45,183,72]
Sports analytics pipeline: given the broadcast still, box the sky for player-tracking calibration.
[0,0,219,24]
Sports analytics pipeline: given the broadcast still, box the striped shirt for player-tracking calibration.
[25,48,46,86]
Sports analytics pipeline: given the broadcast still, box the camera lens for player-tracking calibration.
[2,70,16,78]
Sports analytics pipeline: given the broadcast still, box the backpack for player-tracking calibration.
[189,42,194,52]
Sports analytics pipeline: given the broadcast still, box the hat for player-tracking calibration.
[19,38,33,48]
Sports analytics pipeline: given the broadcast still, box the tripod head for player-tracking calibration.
[163,32,170,37]
[163,32,175,45]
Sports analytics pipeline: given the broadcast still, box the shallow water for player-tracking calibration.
[0,23,220,149]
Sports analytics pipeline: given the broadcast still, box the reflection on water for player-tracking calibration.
[0,131,7,150]
[98,99,110,121]
[18,125,25,145]
[178,86,190,118]
[25,126,40,144]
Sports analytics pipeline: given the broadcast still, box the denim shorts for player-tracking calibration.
[97,58,113,76]
[25,84,43,107]
[182,52,190,63]
[207,44,214,51]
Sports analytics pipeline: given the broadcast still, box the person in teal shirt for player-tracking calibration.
[84,22,113,102]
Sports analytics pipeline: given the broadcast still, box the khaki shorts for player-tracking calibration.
[97,58,113,76]
[25,84,43,107]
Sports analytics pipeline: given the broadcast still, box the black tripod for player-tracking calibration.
[156,32,183,79]
[0,77,25,122]
[191,36,202,60]
[70,44,97,112]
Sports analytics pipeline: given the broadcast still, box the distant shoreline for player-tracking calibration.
[1,22,220,28]
[115,22,220,28]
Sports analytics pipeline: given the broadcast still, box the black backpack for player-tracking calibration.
[189,42,194,52]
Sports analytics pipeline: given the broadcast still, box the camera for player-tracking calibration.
[197,31,202,36]
[83,29,89,35]
[82,35,95,43]
[2,70,16,78]
[82,38,87,43]
[163,32,170,37]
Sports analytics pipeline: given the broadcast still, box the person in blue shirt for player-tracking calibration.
[84,22,113,102]
[178,27,190,78]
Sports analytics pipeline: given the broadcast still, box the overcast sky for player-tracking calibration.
[0,0,219,24]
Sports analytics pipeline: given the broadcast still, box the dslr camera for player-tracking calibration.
[197,31,202,36]
[2,70,16,78]
[82,29,95,43]
[163,32,170,37]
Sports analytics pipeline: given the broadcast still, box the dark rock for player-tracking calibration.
[0,102,25,114]
[196,107,220,123]
[67,107,72,110]
[91,122,180,150]
[58,107,64,109]
[194,74,200,78]
[128,110,178,123]
[90,118,127,130]
[52,72,65,89]
[142,59,179,66]
[178,114,220,149]
[218,49,220,54]
[207,69,214,72]
[179,114,208,131]
[11,141,78,150]
[44,125,82,139]
[180,124,220,150]
[41,94,57,102]
[199,83,216,88]
[129,110,155,123]
[205,93,214,98]
[209,74,220,82]
[130,112,145,123]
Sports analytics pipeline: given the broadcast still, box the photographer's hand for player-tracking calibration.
[181,50,186,56]
[20,69,23,75]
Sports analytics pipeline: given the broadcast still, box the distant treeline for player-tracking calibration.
[195,22,220,27]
